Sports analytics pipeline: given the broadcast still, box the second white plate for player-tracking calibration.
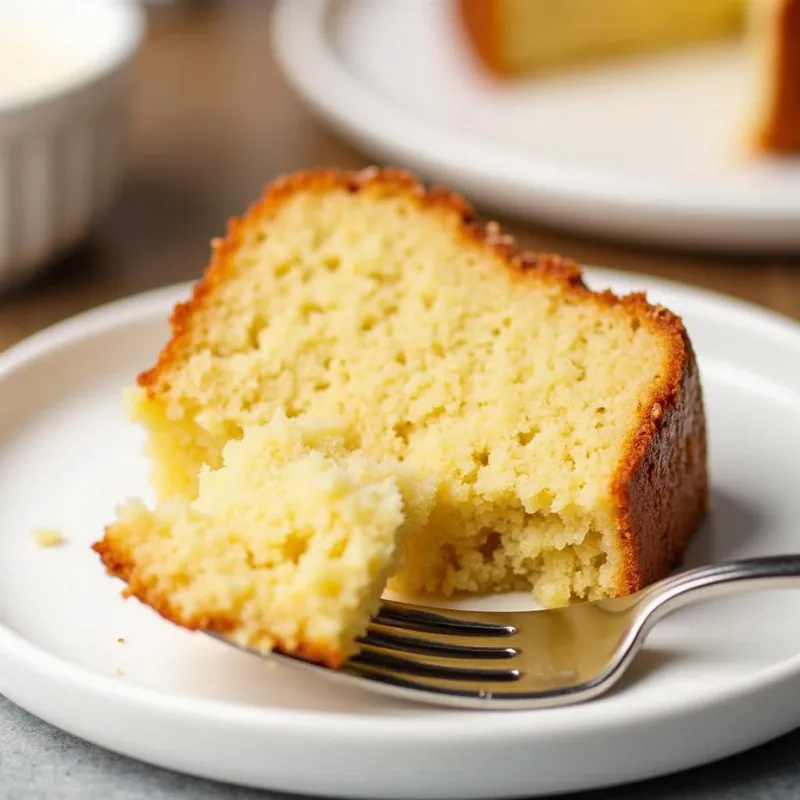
[1,270,800,798]
[271,0,800,253]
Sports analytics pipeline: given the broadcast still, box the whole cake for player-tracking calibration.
[458,0,800,152]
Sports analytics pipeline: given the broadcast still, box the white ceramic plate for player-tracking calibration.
[270,0,800,253]
[1,270,800,799]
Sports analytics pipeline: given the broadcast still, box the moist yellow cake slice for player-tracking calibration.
[114,166,707,609]
[94,414,435,667]
[457,0,800,153]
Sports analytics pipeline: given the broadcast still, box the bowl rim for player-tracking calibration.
[0,0,146,117]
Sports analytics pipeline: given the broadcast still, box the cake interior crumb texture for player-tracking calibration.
[96,415,435,666]
[105,168,707,614]
[494,0,744,73]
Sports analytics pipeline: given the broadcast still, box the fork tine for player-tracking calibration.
[342,660,592,709]
[376,600,517,637]
[342,662,511,703]
[342,601,530,696]
[348,649,521,683]
[358,628,518,660]
[367,620,519,653]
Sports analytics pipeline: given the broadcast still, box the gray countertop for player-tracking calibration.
[2,695,798,800]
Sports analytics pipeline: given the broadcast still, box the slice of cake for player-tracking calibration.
[110,167,707,611]
[457,0,800,153]
[94,414,435,667]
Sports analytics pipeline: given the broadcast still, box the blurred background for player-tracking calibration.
[0,0,798,356]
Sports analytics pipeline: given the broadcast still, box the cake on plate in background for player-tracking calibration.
[458,0,800,152]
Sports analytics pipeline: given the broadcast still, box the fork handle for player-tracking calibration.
[639,554,800,626]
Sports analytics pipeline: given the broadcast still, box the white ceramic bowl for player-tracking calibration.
[0,0,145,288]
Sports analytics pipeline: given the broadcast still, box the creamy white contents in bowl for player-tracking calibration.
[0,0,144,286]
[0,35,83,104]
[0,1,143,112]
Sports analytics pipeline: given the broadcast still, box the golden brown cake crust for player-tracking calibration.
[92,530,347,668]
[457,0,504,74]
[756,0,800,151]
[611,314,707,591]
[127,166,706,603]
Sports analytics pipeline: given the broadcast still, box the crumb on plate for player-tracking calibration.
[32,528,65,548]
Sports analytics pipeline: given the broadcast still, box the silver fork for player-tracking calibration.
[230,555,800,710]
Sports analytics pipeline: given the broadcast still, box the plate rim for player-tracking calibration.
[1,268,800,743]
[269,0,800,251]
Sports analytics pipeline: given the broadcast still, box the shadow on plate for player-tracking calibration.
[601,646,696,700]
[681,487,766,569]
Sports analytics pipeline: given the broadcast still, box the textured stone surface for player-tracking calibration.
[1,695,799,800]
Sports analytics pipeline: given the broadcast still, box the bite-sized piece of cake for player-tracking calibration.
[123,166,707,608]
[457,0,800,153]
[93,415,436,667]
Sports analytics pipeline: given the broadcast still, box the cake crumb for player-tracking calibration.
[115,667,124,677]
[32,528,65,548]
[117,637,126,645]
